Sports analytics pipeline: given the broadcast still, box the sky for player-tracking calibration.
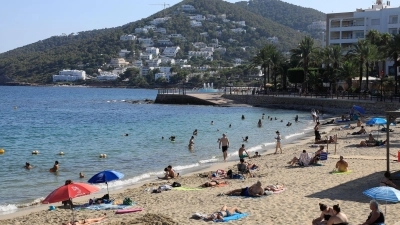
[0,0,392,53]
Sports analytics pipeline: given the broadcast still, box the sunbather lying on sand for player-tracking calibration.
[194,205,242,221]
[349,126,366,135]
[359,140,386,147]
[225,181,264,197]
[62,214,106,225]
[264,184,285,192]
[201,180,228,188]
[315,136,335,144]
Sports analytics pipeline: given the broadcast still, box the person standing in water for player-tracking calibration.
[188,136,195,148]
[51,161,59,172]
[274,131,282,154]
[258,119,262,127]
[241,115,245,120]
[262,113,265,120]
[219,134,230,162]
[295,115,298,123]
[211,121,214,125]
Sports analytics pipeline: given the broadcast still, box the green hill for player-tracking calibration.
[235,0,326,31]
[0,0,306,83]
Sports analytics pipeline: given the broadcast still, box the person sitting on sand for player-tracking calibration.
[366,134,375,143]
[315,136,335,144]
[158,168,171,179]
[264,184,285,192]
[335,156,348,172]
[310,146,326,164]
[201,180,228,188]
[62,214,107,225]
[196,205,242,221]
[24,162,33,169]
[360,200,385,225]
[167,165,179,178]
[359,139,387,147]
[327,204,348,225]
[288,150,311,166]
[238,144,250,159]
[193,129,198,135]
[225,181,264,197]
[237,158,254,177]
[380,171,397,188]
[312,203,335,225]
[62,180,74,208]
[242,136,249,142]
[350,126,366,135]
[357,119,363,127]
[254,152,261,157]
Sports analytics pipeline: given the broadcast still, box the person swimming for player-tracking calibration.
[229,124,232,128]
[24,162,33,169]
[241,115,245,120]
[193,129,198,135]
[211,121,214,125]
[286,122,292,126]
[79,172,85,178]
[262,113,265,120]
[123,133,129,136]
[169,136,176,141]
[242,136,249,142]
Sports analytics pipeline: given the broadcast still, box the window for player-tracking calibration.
[355,32,365,38]
[371,19,380,25]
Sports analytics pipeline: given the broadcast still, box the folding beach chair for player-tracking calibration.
[237,163,253,178]
[319,152,328,164]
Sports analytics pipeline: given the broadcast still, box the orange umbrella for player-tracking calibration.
[42,183,100,222]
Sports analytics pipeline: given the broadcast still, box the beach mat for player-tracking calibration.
[216,183,228,187]
[214,213,248,222]
[331,170,352,175]
[173,186,205,191]
[75,202,135,210]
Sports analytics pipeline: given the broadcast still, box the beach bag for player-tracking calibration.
[123,197,133,205]
[172,182,181,187]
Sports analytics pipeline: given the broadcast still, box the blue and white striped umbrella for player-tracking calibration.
[363,186,400,202]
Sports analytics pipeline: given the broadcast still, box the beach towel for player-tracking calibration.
[214,213,248,222]
[216,183,228,187]
[331,170,352,175]
[115,208,143,214]
[173,186,204,191]
[75,202,135,210]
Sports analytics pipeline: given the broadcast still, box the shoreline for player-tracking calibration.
[0,113,334,221]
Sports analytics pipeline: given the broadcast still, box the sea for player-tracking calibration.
[0,86,315,214]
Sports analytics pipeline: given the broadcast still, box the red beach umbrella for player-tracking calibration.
[42,183,100,222]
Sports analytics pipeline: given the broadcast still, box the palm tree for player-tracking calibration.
[339,60,358,90]
[290,36,315,91]
[385,34,400,94]
[269,50,282,90]
[347,39,373,90]
[249,44,276,94]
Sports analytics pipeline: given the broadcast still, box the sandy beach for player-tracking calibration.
[1,115,400,225]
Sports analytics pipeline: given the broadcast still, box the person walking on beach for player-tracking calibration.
[314,122,321,141]
[274,131,282,154]
[219,134,230,162]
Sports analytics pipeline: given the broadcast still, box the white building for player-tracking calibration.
[231,28,246,33]
[218,14,227,20]
[176,59,188,65]
[234,58,242,66]
[141,67,155,76]
[140,53,153,60]
[189,15,206,21]
[193,42,207,49]
[267,36,279,44]
[135,28,148,34]
[222,19,231,23]
[169,34,184,39]
[120,34,136,41]
[146,59,161,67]
[308,21,327,30]
[163,46,180,57]
[160,58,176,65]
[233,21,246,26]
[138,38,154,47]
[200,47,214,52]
[109,58,129,67]
[53,70,86,82]
[326,1,399,74]
[159,67,172,74]
[207,14,217,21]
[190,20,202,27]
[189,51,213,58]
[143,25,156,30]
[158,39,174,45]
[182,4,195,11]
[150,17,170,25]
[146,47,160,56]
[97,71,118,81]
[118,49,131,58]
[154,28,167,34]
[135,60,143,67]
[214,47,227,54]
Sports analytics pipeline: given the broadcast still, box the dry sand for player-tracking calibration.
[1,117,400,225]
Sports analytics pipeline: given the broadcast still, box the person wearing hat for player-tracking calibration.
[274,131,282,154]
[335,156,348,172]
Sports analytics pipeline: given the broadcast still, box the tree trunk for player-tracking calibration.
[366,62,369,91]
[263,66,267,94]
[303,58,308,92]
[273,68,277,90]
[395,57,399,95]
[359,60,363,90]
[267,65,270,84]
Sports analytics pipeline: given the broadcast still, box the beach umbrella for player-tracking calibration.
[363,186,400,217]
[353,105,365,114]
[88,170,124,196]
[366,118,387,125]
[42,182,99,222]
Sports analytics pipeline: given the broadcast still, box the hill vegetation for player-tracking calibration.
[0,0,310,83]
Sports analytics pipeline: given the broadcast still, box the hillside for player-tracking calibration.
[0,0,306,83]
[235,0,326,31]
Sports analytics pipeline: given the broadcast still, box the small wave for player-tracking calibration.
[199,157,218,164]
[0,204,17,212]
[285,132,304,139]
[174,163,199,171]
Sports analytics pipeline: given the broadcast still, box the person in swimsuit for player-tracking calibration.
[359,139,387,147]
[51,161,59,172]
[193,129,198,135]
[258,119,262,127]
[200,205,242,221]
[188,136,195,148]
[335,156,348,172]
[24,162,33,169]
[274,131,282,154]
[327,204,348,225]
[238,144,250,159]
[242,136,249,142]
[200,180,228,188]
[79,172,85,178]
[169,136,176,141]
[380,171,397,188]
[225,181,264,197]
[241,115,245,120]
[314,122,321,141]
[295,115,298,123]
[264,184,285,192]
[312,203,335,225]
[62,214,107,225]
[167,165,179,178]
[219,134,230,162]
[360,200,385,225]
[350,126,366,135]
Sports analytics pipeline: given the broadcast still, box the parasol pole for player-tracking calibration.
[106,182,109,196]
[71,198,74,223]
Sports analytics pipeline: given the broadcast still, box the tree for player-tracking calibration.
[385,34,400,94]
[249,44,276,94]
[269,50,282,89]
[290,36,315,90]
[347,39,373,90]
[339,60,357,90]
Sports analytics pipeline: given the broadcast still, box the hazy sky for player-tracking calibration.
[0,0,391,53]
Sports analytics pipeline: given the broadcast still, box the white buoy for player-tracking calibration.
[32,150,39,154]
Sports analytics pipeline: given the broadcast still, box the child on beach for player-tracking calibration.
[274,131,282,154]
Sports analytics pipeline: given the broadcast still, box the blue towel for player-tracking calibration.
[75,202,135,210]
[215,213,248,222]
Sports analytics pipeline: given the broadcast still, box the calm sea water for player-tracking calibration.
[0,86,314,213]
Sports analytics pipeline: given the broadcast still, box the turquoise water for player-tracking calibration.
[0,86,314,213]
